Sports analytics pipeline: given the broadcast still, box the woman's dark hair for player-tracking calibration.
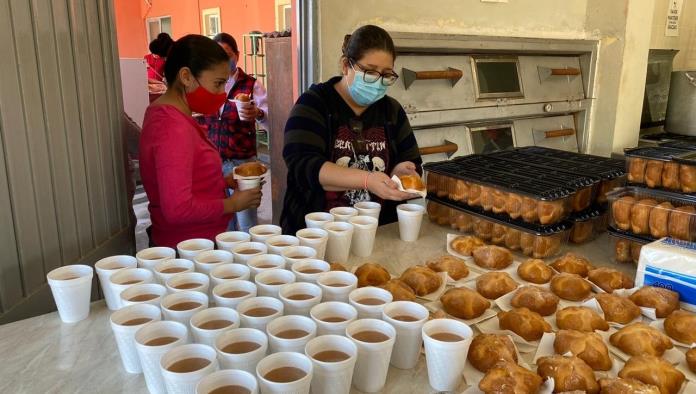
[212,33,239,55]
[341,25,396,62]
[149,32,174,57]
[164,34,229,86]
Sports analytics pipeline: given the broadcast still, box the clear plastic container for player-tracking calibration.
[608,229,650,265]
[607,186,696,242]
[624,147,694,192]
[568,209,607,244]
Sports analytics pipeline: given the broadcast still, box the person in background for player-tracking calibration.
[139,34,262,248]
[197,32,269,233]
[144,32,173,103]
[280,25,422,234]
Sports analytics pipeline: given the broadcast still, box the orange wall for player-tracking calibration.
[114,0,276,58]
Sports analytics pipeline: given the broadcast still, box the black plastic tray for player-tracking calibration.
[672,151,696,166]
[424,159,575,201]
[498,147,625,180]
[607,226,657,243]
[658,140,696,151]
[569,206,606,222]
[428,194,572,235]
[624,146,691,161]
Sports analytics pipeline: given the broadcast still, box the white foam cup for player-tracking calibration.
[135,320,189,394]
[278,282,322,316]
[247,254,286,281]
[280,246,317,269]
[304,212,334,229]
[237,296,284,332]
[215,328,268,373]
[177,238,215,261]
[193,250,234,275]
[166,272,210,295]
[266,315,317,354]
[381,301,429,370]
[110,303,162,373]
[309,302,357,336]
[256,352,313,394]
[195,369,258,394]
[161,291,209,327]
[346,318,396,393]
[254,269,296,298]
[348,216,378,257]
[109,268,154,310]
[95,255,137,310]
[295,228,329,260]
[354,201,381,220]
[233,242,268,265]
[212,281,257,309]
[305,335,357,394]
[421,318,474,392]
[238,177,262,191]
[137,247,176,272]
[121,283,167,307]
[265,235,300,256]
[291,259,330,284]
[316,271,358,303]
[348,287,393,320]
[396,204,425,242]
[323,222,354,264]
[154,259,195,286]
[215,231,251,252]
[160,343,219,394]
[190,307,240,347]
[249,225,282,243]
[210,263,251,289]
[329,207,358,222]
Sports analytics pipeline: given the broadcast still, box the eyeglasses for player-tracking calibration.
[349,59,399,86]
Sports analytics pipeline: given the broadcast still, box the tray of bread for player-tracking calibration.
[568,207,608,245]
[608,228,652,265]
[608,186,696,242]
[624,146,696,193]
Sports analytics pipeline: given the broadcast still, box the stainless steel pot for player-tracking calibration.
[666,71,696,135]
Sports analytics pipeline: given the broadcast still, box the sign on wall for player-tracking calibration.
[666,0,684,37]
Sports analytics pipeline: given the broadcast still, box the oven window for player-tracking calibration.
[470,126,515,154]
[473,57,523,99]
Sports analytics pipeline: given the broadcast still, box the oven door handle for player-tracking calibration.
[543,128,576,138]
[419,140,459,157]
[538,66,581,81]
[402,67,463,89]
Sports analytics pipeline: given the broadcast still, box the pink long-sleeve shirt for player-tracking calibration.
[140,104,232,248]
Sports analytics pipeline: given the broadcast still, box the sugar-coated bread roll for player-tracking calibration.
[687,348,696,373]
[449,179,468,202]
[510,285,559,317]
[537,355,599,394]
[399,174,425,191]
[668,205,695,241]
[449,235,485,256]
[598,378,661,394]
[472,245,513,270]
[550,273,592,301]
[399,265,442,296]
[426,255,469,280]
[441,287,490,319]
[498,307,552,341]
[480,186,495,211]
[550,252,594,277]
[452,211,473,232]
[630,242,643,264]
[645,160,664,188]
[354,262,390,288]
[650,201,674,239]
[631,198,658,235]
[521,197,538,223]
[663,162,681,190]
[613,195,636,231]
[663,310,696,345]
[467,183,482,206]
[476,271,518,300]
[595,293,641,324]
[615,238,633,263]
[329,262,348,271]
[379,279,415,301]
[426,173,440,195]
[532,235,561,259]
[467,334,518,373]
[505,193,523,219]
[436,175,449,198]
[587,267,634,293]
[628,157,647,183]
[517,258,554,284]
[492,190,507,214]
[504,228,521,251]
[556,306,609,332]
[479,360,542,394]
[610,322,674,357]
[554,329,612,371]
[570,220,594,244]
[473,217,494,241]
[490,223,507,245]
[628,286,680,318]
[680,164,696,193]
[619,355,685,394]
[538,200,565,225]
[572,186,593,212]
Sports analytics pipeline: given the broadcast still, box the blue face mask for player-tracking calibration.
[229,59,237,74]
[348,71,388,107]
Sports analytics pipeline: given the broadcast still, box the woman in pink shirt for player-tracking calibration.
[140,34,262,248]
[144,33,172,103]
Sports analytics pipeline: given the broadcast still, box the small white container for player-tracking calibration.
[95,255,137,310]
[249,224,282,243]
[265,234,300,256]
[177,238,215,261]
[255,269,296,299]
[109,268,154,310]
[154,259,195,286]
[110,303,162,373]
[237,296,284,332]
[323,222,354,264]
[291,259,330,284]
[215,231,251,252]
[210,263,251,289]
[190,307,240,347]
[195,369,258,394]
[232,242,268,265]
[247,254,286,281]
[329,207,358,222]
[278,282,322,317]
[136,247,176,272]
[120,283,167,307]
[212,280,257,309]
[304,335,357,394]
[348,215,378,258]
[348,287,393,320]
[396,203,425,242]
[256,352,313,394]
[304,212,334,229]
[193,250,233,275]
[295,228,329,260]
[316,271,358,303]
[160,343,219,394]
[346,318,396,393]
[214,328,268,374]
[354,201,381,220]
[266,315,317,354]
[382,301,429,370]
[161,291,209,328]
[421,318,474,392]
[166,272,210,295]
[135,320,189,394]
[281,246,317,268]
[309,302,357,337]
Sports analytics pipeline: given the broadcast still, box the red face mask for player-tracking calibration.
[185,81,227,115]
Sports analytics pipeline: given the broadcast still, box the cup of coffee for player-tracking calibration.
[210,263,251,289]
[195,369,258,394]
[215,328,268,373]
[396,203,425,242]
[238,177,262,191]
[304,212,334,229]
[316,271,358,303]
[256,352,313,394]
[309,302,357,336]
[47,265,95,323]
[295,228,329,260]
[215,231,251,252]
[193,250,234,275]
[278,282,322,317]
[190,307,240,347]
[254,269,296,298]
[161,291,209,327]
[348,215,378,258]
[323,222,354,264]
[329,207,358,222]
[177,238,215,261]
[266,315,317,354]
[346,318,396,393]
[247,254,286,281]
[304,334,358,394]
[135,320,189,394]
[348,287,393,320]
[237,296,284,332]
[110,268,154,310]
[212,280,257,309]
[136,247,176,272]
[165,272,210,295]
[280,246,317,269]
[110,303,162,373]
[265,235,300,256]
[354,201,381,220]
[381,301,429,370]
[160,343,219,394]
[232,242,268,265]
[154,258,195,286]
[291,259,330,284]
[95,255,137,310]
[249,225,282,243]
[421,318,473,391]
[120,283,167,307]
